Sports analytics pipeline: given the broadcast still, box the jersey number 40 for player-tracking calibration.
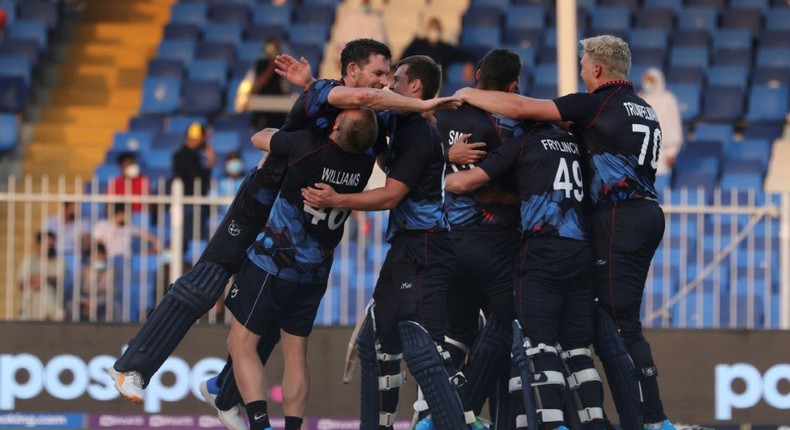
[303,205,351,230]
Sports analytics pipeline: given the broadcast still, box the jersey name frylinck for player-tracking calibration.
[478,123,589,241]
[379,111,449,241]
[553,81,659,206]
[248,130,375,283]
[436,104,523,229]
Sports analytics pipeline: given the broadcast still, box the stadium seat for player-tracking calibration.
[505,5,544,30]
[471,0,509,8]
[139,77,181,115]
[673,155,719,191]
[0,39,39,66]
[694,123,734,145]
[0,56,32,86]
[112,131,153,153]
[681,139,723,159]
[644,0,683,12]
[462,6,502,27]
[720,159,764,192]
[672,30,710,47]
[629,29,668,49]
[720,9,763,33]
[251,3,292,26]
[157,40,195,64]
[742,123,783,141]
[208,3,250,24]
[187,58,228,86]
[765,9,790,30]
[237,41,263,62]
[726,139,772,170]
[730,0,769,10]
[6,20,48,50]
[460,26,501,49]
[224,78,244,115]
[712,29,752,50]
[666,66,705,86]
[230,60,253,79]
[756,48,790,68]
[129,116,165,136]
[245,24,285,42]
[760,30,790,48]
[445,63,474,86]
[678,7,718,31]
[168,115,206,134]
[153,132,183,151]
[214,116,250,133]
[163,23,201,41]
[147,58,184,78]
[686,0,725,7]
[287,23,329,46]
[712,48,752,67]
[707,65,749,89]
[0,0,17,24]
[211,131,241,154]
[634,7,674,29]
[745,85,789,122]
[0,114,18,152]
[700,85,743,122]
[170,3,208,25]
[0,77,26,112]
[590,6,631,32]
[181,80,223,116]
[532,64,558,86]
[202,23,243,44]
[502,45,536,68]
[294,4,334,25]
[669,46,709,68]
[666,83,700,121]
[631,47,665,67]
[142,148,172,171]
[196,41,236,63]
[503,28,541,47]
[18,1,58,29]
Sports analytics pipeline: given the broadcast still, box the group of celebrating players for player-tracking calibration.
[106,35,688,430]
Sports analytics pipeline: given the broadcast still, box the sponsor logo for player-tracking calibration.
[715,363,790,419]
[400,282,412,290]
[595,259,607,266]
[228,220,241,237]
[0,352,224,413]
[0,413,83,428]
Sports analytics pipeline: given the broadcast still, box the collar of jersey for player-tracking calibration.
[592,80,633,93]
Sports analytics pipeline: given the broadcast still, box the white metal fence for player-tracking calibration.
[1,176,788,329]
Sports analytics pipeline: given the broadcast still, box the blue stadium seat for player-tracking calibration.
[760,30,790,48]
[694,123,734,145]
[0,77,26,112]
[242,148,262,169]
[730,0,769,10]
[181,80,222,116]
[471,0,509,8]
[251,3,292,26]
[629,29,668,49]
[208,3,250,24]
[245,24,285,42]
[631,47,665,67]
[686,0,725,7]
[463,6,502,27]
[153,132,183,151]
[445,63,474,86]
[196,41,236,63]
[0,56,32,86]
[590,6,631,32]
[707,65,749,89]
[671,29,710,47]
[503,45,536,68]
[230,61,251,80]
[532,64,558,86]
[669,46,709,68]
[6,20,48,50]
[287,23,329,46]
[168,115,206,134]
[129,116,164,135]
[114,255,157,323]
[720,9,763,33]
[505,5,544,30]
[163,23,201,41]
[142,148,172,171]
[666,83,700,121]
[712,29,752,50]
[756,48,790,68]
[287,43,322,72]
[0,114,18,152]
[147,58,184,78]
[140,77,181,115]
[202,23,243,44]
[681,139,723,158]
[112,131,153,153]
[700,86,744,122]
[294,4,334,25]
[765,9,790,30]
[237,41,263,62]
[673,155,719,191]
[726,139,772,170]
[712,47,752,67]
[460,26,501,49]
[666,66,704,85]
[0,0,17,24]
[187,58,228,86]
[634,7,674,29]
[214,116,250,132]
[212,131,241,154]
[170,3,208,25]
[302,0,340,5]
[720,159,764,192]
[503,28,541,47]
[745,85,789,122]
[18,1,58,29]
[644,0,683,12]
[678,7,718,31]
[157,40,195,64]
[225,78,244,114]
[742,123,783,141]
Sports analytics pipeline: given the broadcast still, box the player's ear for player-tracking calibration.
[475,68,481,81]
[410,78,422,97]
[507,81,518,94]
[347,62,358,79]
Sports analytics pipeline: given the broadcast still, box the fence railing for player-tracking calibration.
[1,176,788,329]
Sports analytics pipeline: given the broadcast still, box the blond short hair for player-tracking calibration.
[580,35,631,80]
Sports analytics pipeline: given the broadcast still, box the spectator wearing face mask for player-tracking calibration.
[17,231,66,321]
[401,17,474,84]
[79,243,111,321]
[108,152,151,212]
[639,68,683,176]
[44,201,90,256]
[210,151,247,217]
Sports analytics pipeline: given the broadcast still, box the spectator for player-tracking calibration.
[235,38,290,131]
[92,203,161,258]
[401,17,474,84]
[172,122,215,248]
[639,68,683,176]
[16,231,66,321]
[329,0,389,73]
[79,243,110,321]
[107,152,151,213]
[210,151,246,217]
[44,201,90,255]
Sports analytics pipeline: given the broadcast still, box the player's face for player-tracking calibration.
[390,64,411,97]
[351,54,390,89]
[579,53,596,93]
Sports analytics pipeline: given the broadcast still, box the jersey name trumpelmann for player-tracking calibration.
[622,102,658,121]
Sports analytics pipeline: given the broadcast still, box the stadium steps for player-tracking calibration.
[23,0,174,180]
[764,138,790,192]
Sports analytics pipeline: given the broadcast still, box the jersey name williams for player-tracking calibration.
[322,167,361,187]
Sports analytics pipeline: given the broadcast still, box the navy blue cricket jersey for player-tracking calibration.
[379,111,449,241]
[553,81,660,206]
[436,104,523,228]
[478,123,589,241]
[248,129,376,283]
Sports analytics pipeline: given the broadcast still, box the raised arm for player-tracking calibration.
[327,86,460,114]
[250,128,279,152]
[301,178,410,211]
[454,88,562,122]
[274,54,315,90]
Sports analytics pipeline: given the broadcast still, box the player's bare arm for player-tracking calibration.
[274,54,315,90]
[454,87,562,122]
[301,178,410,211]
[445,168,492,195]
[327,86,460,116]
[250,128,278,152]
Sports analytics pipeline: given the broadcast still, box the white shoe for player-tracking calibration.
[108,367,144,405]
[199,379,248,430]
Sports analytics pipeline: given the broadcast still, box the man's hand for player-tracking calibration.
[452,87,473,104]
[301,183,339,209]
[449,133,486,165]
[419,96,461,124]
[274,54,315,90]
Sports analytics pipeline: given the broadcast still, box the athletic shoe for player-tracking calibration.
[469,417,492,429]
[673,423,714,430]
[108,367,143,405]
[199,377,250,430]
[415,417,435,430]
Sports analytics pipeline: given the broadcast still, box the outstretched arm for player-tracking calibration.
[445,168,493,195]
[301,178,410,211]
[327,87,460,115]
[250,128,279,152]
[454,88,562,122]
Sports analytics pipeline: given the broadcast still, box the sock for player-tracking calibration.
[245,400,270,430]
[284,416,303,430]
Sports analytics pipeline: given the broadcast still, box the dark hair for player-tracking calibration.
[35,231,56,244]
[112,203,127,214]
[225,150,242,162]
[116,151,137,166]
[341,108,379,153]
[340,38,391,78]
[395,55,442,100]
[477,49,521,92]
